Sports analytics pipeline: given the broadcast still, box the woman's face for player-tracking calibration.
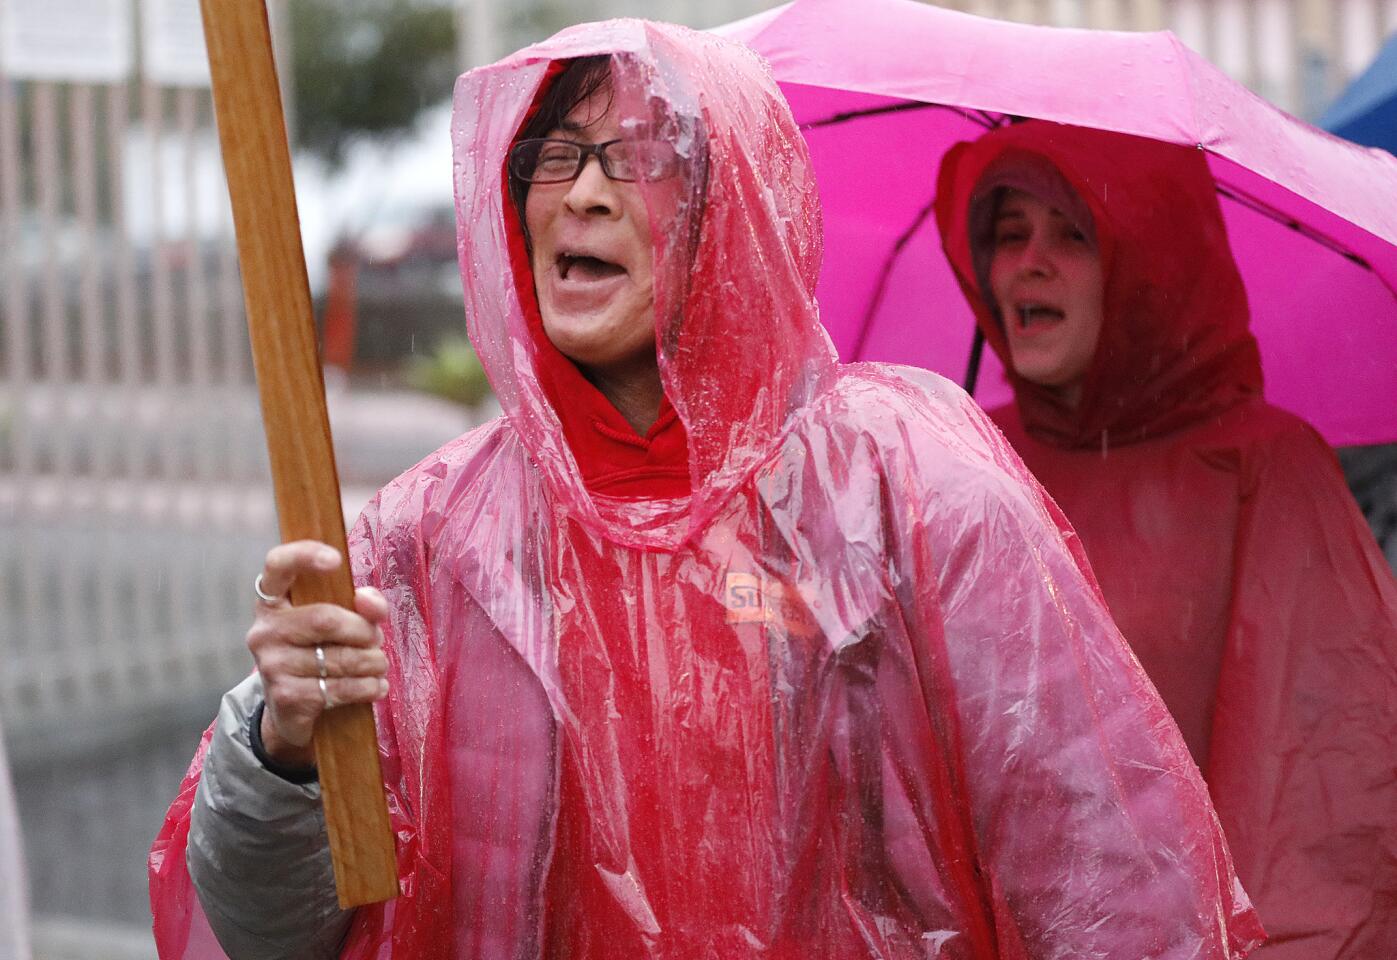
[525,85,674,382]
[988,189,1105,400]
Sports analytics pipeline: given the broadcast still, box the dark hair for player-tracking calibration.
[508,55,614,226]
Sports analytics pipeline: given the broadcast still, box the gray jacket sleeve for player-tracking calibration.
[187,674,353,960]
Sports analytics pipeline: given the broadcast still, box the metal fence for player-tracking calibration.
[0,73,267,731]
[0,3,472,953]
[0,43,280,953]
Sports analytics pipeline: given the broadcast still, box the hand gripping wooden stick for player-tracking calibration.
[199,0,399,907]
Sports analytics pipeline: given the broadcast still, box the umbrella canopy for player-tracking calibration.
[1320,31,1397,153]
[719,0,1397,446]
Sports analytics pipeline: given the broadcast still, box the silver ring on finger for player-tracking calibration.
[253,573,285,605]
[319,676,337,710]
[314,645,329,680]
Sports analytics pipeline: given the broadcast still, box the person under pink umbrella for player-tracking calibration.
[935,120,1397,960]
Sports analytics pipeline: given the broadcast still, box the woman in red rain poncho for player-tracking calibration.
[935,121,1397,960]
[150,23,1264,960]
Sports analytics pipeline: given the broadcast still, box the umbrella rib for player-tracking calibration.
[801,101,1000,132]
[1215,183,1374,272]
[849,193,939,362]
[962,326,986,396]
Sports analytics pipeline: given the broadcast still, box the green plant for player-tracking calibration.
[289,0,459,167]
[407,335,493,408]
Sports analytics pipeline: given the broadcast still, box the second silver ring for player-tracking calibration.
[314,644,328,680]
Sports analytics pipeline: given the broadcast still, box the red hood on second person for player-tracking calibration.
[935,120,1264,449]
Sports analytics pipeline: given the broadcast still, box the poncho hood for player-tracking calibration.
[453,19,835,547]
[935,121,1264,449]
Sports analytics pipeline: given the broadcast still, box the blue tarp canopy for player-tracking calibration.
[1320,33,1397,152]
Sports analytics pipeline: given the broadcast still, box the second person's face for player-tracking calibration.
[988,189,1105,402]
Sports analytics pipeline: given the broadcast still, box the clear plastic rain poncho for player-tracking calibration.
[151,20,1264,959]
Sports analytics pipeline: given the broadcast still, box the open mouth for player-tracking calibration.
[1014,302,1065,330]
[558,252,627,282]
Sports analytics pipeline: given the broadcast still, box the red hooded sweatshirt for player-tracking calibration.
[151,25,1263,960]
[936,121,1397,960]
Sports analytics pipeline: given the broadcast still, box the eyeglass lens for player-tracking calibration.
[511,139,679,184]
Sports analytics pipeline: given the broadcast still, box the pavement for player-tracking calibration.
[31,916,157,960]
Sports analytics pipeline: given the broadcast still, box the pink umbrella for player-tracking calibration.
[718,0,1397,446]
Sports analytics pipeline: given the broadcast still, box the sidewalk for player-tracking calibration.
[32,916,156,960]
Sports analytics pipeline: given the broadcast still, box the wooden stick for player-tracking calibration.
[199,0,399,908]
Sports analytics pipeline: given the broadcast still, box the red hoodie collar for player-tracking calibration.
[529,309,692,500]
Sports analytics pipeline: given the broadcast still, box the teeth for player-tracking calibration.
[1017,304,1061,329]
[558,252,594,280]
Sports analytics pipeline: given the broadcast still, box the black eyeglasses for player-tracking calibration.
[509,138,682,184]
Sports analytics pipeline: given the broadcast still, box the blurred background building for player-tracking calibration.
[0,0,1391,956]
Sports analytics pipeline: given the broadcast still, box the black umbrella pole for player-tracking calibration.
[963,326,986,396]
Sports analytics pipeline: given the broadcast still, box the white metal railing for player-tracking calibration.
[0,71,267,739]
[0,6,286,939]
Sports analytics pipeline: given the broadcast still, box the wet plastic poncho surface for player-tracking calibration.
[936,122,1397,960]
[151,22,1264,959]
